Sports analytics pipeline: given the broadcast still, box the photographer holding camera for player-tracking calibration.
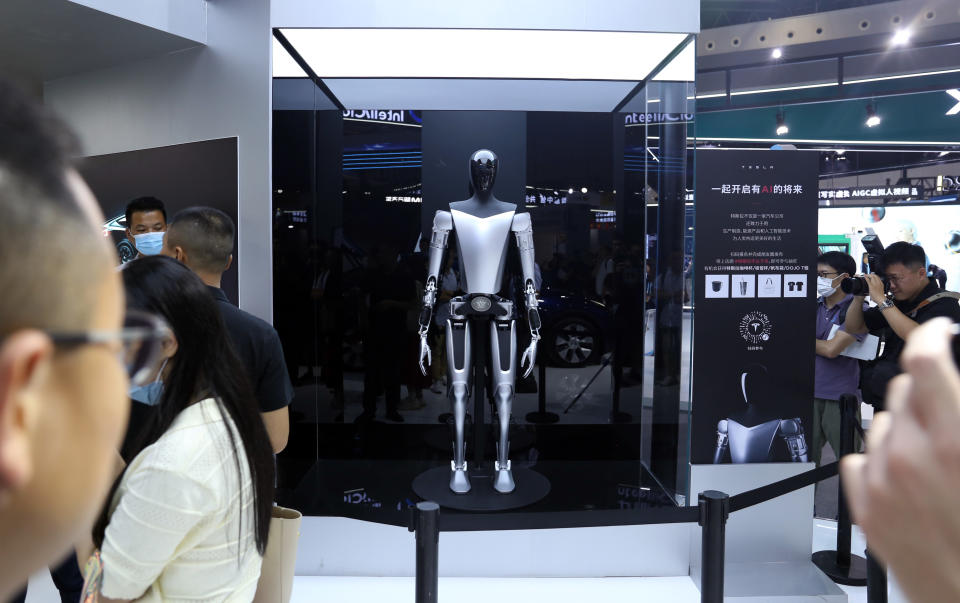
[846,241,960,409]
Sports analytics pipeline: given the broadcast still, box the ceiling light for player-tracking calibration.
[272,37,308,77]
[581,187,589,194]
[890,28,912,46]
[939,151,950,157]
[835,149,845,155]
[568,188,574,194]
[865,103,881,127]
[771,48,783,59]
[729,82,837,96]
[279,28,686,81]
[776,111,789,136]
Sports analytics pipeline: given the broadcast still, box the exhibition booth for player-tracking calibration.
[18,0,960,601]
[266,3,844,601]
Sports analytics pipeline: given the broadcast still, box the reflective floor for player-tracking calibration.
[24,520,907,602]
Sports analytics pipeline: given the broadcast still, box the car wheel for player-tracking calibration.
[547,316,601,367]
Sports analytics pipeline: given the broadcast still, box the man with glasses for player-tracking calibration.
[813,252,866,468]
[846,242,960,410]
[0,80,168,600]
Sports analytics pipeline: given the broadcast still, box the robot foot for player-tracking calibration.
[493,460,515,494]
[450,461,471,494]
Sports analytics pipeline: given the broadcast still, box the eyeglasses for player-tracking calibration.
[49,310,171,387]
[816,271,840,278]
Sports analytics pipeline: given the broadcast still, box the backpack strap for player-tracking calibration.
[908,291,960,318]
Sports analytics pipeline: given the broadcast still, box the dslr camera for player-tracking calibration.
[840,235,887,295]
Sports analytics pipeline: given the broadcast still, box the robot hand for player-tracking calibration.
[520,337,538,378]
[418,333,432,376]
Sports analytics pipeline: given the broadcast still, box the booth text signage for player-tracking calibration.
[691,150,818,465]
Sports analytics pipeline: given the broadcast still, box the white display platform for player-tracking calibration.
[25,521,910,602]
[689,463,846,601]
[294,515,692,577]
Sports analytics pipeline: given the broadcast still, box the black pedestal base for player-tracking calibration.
[812,550,868,586]
[525,411,560,424]
[412,465,551,512]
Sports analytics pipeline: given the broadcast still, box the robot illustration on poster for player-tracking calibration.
[416,149,540,494]
[713,364,810,464]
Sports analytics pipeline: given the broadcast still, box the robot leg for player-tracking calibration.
[446,318,472,493]
[490,319,517,494]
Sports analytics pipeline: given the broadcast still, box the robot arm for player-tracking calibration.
[418,210,452,375]
[512,212,540,378]
[713,419,729,464]
[779,418,809,462]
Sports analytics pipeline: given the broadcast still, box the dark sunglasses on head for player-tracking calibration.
[48,310,171,387]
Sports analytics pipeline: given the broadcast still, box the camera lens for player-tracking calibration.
[840,276,867,295]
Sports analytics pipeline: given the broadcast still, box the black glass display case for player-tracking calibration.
[271,77,696,523]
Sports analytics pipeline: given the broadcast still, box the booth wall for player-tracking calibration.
[44,0,274,322]
[66,0,207,42]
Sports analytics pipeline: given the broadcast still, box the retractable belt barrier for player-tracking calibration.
[409,459,851,603]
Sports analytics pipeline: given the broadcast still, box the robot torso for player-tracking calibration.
[449,208,516,295]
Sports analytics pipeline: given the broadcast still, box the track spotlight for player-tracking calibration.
[890,28,911,46]
[775,111,788,135]
[771,48,783,59]
[865,103,881,127]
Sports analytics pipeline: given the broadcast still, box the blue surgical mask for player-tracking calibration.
[134,231,165,256]
[129,358,167,406]
[130,381,163,406]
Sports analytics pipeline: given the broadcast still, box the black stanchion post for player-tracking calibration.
[698,490,729,603]
[813,394,867,585]
[414,501,440,603]
[866,549,888,603]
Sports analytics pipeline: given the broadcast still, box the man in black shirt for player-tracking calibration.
[846,241,960,409]
[162,207,294,452]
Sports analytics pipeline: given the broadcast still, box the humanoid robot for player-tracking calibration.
[417,149,540,494]
[713,364,809,463]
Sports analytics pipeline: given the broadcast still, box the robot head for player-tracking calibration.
[469,149,498,196]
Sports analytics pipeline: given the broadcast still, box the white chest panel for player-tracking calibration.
[451,209,515,294]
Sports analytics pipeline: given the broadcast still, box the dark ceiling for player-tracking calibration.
[700,0,899,29]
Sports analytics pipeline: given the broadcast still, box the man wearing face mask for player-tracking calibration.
[812,251,867,466]
[124,196,167,257]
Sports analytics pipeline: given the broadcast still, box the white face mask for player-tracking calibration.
[817,276,838,297]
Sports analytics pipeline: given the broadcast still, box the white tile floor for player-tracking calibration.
[25,519,909,603]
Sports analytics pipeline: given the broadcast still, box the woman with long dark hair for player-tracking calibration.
[90,256,274,601]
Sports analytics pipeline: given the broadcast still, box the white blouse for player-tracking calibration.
[101,398,262,602]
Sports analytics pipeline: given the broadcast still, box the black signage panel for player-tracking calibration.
[692,150,819,465]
